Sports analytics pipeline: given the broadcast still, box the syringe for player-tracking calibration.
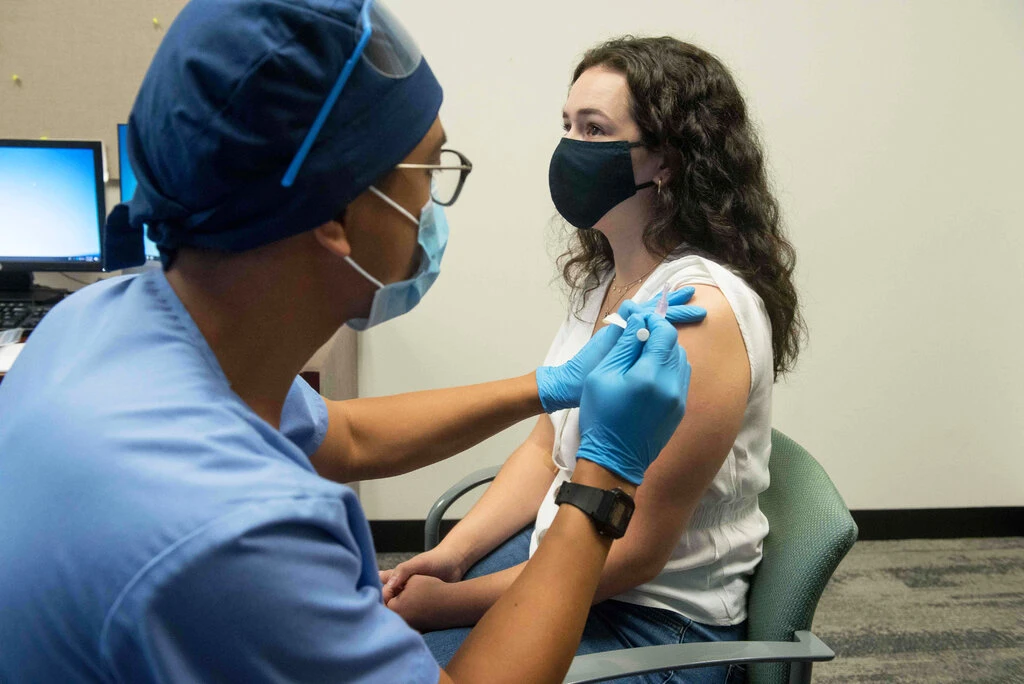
[601,283,672,341]
[655,283,670,317]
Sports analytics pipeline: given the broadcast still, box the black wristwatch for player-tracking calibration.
[554,482,635,539]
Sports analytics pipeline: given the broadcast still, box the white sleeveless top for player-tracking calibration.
[529,254,774,626]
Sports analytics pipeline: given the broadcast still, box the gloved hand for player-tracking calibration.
[618,286,707,325]
[535,287,704,414]
[575,312,691,485]
[536,323,624,413]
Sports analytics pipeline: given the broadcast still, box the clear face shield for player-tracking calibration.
[281,0,423,187]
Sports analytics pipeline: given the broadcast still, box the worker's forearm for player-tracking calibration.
[445,447,661,612]
[445,504,658,627]
[452,535,661,622]
[445,461,635,684]
[449,530,661,624]
[437,443,556,573]
[333,373,543,481]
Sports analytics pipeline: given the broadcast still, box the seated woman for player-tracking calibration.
[380,36,803,684]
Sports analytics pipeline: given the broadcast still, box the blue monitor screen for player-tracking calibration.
[0,142,104,268]
[118,124,159,260]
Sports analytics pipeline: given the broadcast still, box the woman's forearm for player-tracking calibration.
[450,520,661,625]
[445,419,659,614]
[437,449,664,628]
[437,422,557,573]
[592,542,665,603]
[313,374,543,482]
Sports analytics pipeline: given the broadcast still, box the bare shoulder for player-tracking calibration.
[674,284,750,401]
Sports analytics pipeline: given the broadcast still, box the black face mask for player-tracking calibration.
[548,137,655,229]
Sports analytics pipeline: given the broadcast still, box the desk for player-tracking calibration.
[0,342,25,383]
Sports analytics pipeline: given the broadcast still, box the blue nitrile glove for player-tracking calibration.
[575,312,691,485]
[535,287,703,414]
[619,286,707,325]
[536,323,624,413]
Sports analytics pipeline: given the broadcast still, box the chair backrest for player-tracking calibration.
[747,429,858,684]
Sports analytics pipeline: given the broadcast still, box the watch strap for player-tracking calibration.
[554,481,634,539]
[555,481,606,517]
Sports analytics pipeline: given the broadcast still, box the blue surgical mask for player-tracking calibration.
[345,185,448,331]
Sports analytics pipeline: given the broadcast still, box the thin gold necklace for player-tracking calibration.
[608,262,659,294]
[601,262,660,321]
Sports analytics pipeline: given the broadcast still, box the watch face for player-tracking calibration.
[556,483,633,538]
[608,504,628,529]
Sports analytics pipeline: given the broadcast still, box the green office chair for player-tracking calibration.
[424,429,858,684]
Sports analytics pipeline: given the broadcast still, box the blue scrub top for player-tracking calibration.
[0,270,438,683]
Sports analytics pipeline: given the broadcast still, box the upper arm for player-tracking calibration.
[310,397,357,482]
[670,284,750,457]
[607,284,750,579]
[103,516,439,683]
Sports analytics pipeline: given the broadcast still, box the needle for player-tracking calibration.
[655,283,670,317]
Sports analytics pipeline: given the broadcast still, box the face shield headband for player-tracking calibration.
[103,0,440,273]
[282,0,422,187]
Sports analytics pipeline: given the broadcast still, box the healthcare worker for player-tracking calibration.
[0,1,706,682]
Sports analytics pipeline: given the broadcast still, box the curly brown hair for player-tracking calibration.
[558,36,804,378]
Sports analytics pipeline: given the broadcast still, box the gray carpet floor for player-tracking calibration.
[812,537,1023,683]
[377,537,1024,682]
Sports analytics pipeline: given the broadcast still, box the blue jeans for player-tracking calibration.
[423,526,747,684]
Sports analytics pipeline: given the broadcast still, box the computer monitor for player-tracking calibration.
[0,140,106,292]
[117,124,160,261]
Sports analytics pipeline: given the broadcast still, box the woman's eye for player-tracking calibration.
[562,122,571,133]
[587,124,604,136]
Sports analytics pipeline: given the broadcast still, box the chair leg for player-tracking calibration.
[788,661,813,684]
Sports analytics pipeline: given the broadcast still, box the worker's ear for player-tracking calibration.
[313,218,352,260]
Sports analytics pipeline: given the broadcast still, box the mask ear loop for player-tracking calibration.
[628,141,658,194]
[368,186,420,225]
[343,184,422,289]
[344,253,385,289]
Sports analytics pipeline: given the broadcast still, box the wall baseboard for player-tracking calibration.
[369,520,459,554]
[370,507,1023,553]
[851,507,1023,541]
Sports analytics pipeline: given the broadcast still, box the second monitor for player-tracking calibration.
[117,124,160,261]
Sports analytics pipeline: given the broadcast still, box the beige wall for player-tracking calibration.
[4,1,1022,519]
[358,0,1024,518]
[0,1,189,175]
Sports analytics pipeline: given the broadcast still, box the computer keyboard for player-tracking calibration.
[0,300,56,332]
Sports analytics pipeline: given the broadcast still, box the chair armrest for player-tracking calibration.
[424,465,501,550]
[563,630,834,684]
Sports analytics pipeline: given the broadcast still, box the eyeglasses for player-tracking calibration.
[396,148,473,206]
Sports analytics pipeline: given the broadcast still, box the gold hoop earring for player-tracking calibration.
[656,178,663,197]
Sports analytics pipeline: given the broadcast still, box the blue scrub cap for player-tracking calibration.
[104,0,443,270]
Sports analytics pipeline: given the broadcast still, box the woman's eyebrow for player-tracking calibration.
[564,107,611,120]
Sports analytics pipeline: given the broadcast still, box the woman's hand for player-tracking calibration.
[379,546,466,603]
[385,575,468,632]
